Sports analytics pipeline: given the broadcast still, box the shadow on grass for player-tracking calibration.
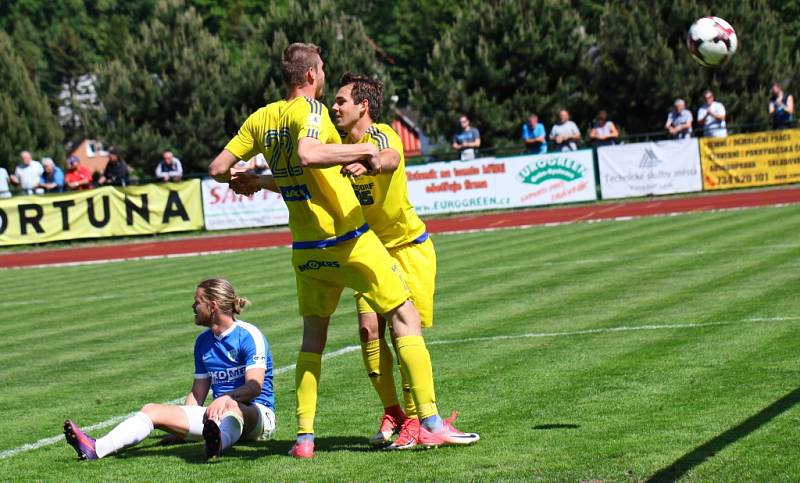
[117,436,371,464]
[647,386,800,483]
[533,423,579,430]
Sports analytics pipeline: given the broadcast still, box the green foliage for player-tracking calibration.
[0,31,63,169]
[92,0,245,176]
[411,0,592,148]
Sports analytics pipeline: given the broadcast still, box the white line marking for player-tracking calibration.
[2,315,798,460]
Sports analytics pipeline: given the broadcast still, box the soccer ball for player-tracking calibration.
[686,16,738,67]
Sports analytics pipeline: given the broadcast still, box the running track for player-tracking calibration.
[2,187,799,269]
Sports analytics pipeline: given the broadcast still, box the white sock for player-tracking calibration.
[95,411,154,458]
[219,412,243,451]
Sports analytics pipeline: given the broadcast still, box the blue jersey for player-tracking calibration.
[193,320,274,409]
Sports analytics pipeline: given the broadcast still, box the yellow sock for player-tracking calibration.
[361,338,400,409]
[398,360,418,418]
[395,335,437,419]
[295,351,321,434]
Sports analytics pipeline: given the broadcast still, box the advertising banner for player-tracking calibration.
[700,129,800,189]
[201,178,289,230]
[406,151,597,215]
[597,138,702,199]
[0,180,203,246]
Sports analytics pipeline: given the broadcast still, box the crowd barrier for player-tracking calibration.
[0,128,797,246]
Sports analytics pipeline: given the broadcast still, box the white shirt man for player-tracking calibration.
[13,151,44,195]
[697,91,727,138]
[0,167,11,198]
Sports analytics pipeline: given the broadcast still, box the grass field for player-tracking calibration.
[1,204,799,482]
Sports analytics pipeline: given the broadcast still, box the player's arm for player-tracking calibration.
[297,137,381,171]
[205,368,265,421]
[230,172,279,195]
[208,149,241,183]
[341,147,400,177]
[185,377,211,406]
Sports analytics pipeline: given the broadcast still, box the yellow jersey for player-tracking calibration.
[347,123,426,247]
[225,100,287,161]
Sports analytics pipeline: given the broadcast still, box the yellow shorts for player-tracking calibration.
[292,229,410,317]
[355,236,436,327]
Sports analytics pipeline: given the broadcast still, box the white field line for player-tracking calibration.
[2,315,798,460]
[3,202,797,272]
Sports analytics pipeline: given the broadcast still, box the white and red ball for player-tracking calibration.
[687,16,738,67]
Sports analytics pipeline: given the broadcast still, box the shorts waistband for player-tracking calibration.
[292,223,370,249]
[411,231,430,244]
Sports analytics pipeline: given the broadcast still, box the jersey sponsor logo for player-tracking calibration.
[297,260,340,272]
[351,182,375,205]
[209,365,246,383]
[280,184,311,201]
[306,113,322,128]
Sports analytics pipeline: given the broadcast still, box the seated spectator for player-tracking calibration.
[549,110,581,151]
[521,114,547,154]
[65,156,94,190]
[11,150,44,195]
[0,165,10,198]
[40,157,65,193]
[155,150,183,182]
[98,148,130,187]
[589,110,619,146]
[665,99,693,139]
[451,114,481,160]
[769,82,794,129]
[697,90,727,137]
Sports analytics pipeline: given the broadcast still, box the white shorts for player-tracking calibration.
[179,404,276,442]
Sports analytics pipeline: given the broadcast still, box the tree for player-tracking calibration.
[92,0,248,176]
[412,0,593,151]
[0,31,63,170]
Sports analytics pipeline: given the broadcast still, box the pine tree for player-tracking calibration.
[411,0,593,151]
[0,31,63,170]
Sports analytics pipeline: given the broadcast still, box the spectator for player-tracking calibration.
[768,82,795,129]
[451,114,481,160]
[0,165,10,198]
[665,99,693,139]
[697,90,727,137]
[521,114,547,154]
[65,156,94,190]
[155,150,183,182]
[549,110,581,151]
[589,110,619,146]
[98,148,130,187]
[10,150,44,195]
[40,157,65,193]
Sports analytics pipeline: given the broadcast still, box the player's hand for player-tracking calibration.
[364,145,382,175]
[341,161,369,177]
[230,172,261,196]
[205,395,232,422]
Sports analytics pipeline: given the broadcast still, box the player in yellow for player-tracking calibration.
[331,72,443,450]
[209,43,478,458]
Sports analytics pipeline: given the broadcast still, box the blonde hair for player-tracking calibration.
[197,278,250,315]
[281,43,321,88]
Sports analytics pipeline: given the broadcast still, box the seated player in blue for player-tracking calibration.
[63,278,275,460]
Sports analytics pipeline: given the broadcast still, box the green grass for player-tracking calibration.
[1,205,799,481]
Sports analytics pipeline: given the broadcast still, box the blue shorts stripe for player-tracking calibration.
[411,231,429,244]
[292,223,370,249]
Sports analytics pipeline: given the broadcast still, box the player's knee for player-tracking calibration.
[223,398,240,413]
[140,403,160,417]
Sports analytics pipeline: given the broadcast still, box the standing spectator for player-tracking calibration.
[521,114,547,154]
[697,90,727,137]
[451,114,481,160]
[549,110,581,151]
[665,99,693,139]
[768,82,795,129]
[98,148,130,187]
[0,165,11,198]
[589,110,619,146]
[155,150,183,182]
[65,156,94,190]
[11,150,44,195]
[40,158,65,193]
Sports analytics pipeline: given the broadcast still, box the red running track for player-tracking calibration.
[2,187,799,269]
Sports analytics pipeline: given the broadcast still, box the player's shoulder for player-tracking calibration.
[367,123,401,150]
[233,320,267,343]
[194,328,213,347]
[286,96,326,114]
